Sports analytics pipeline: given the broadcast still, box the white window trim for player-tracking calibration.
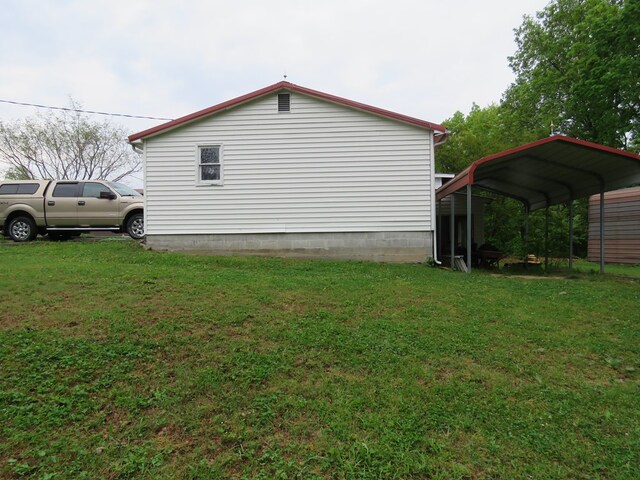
[196,144,224,186]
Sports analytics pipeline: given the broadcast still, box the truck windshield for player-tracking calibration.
[109,182,142,197]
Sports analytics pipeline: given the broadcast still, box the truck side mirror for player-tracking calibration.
[99,191,116,200]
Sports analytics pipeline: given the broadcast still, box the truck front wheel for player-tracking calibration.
[126,213,145,240]
[8,216,38,242]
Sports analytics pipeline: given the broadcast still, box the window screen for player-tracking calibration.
[199,146,222,182]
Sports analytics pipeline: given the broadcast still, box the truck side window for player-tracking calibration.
[18,184,40,194]
[0,183,39,194]
[52,183,79,197]
[82,182,112,198]
[0,184,19,194]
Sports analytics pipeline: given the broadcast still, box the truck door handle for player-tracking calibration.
[78,201,86,206]
[48,201,55,206]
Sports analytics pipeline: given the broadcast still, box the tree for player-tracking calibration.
[504,0,640,150]
[436,0,638,259]
[436,103,545,173]
[437,103,588,258]
[0,99,141,181]
[3,166,32,180]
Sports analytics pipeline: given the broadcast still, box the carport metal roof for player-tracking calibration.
[435,135,640,211]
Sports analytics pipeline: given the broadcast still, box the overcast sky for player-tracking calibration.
[1,0,549,183]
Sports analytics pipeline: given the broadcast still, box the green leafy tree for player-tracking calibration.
[0,99,140,181]
[3,166,32,180]
[436,103,544,173]
[437,104,556,257]
[504,0,640,150]
[483,200,588,259]
[436,103,589,258]
[437,0,635,259]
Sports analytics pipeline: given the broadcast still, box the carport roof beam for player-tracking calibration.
[435,135,640,212]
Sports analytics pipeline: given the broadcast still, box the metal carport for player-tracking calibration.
[435,135,640,273]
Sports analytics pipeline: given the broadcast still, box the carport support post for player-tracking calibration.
[523,205,529,270]
[450,194,455,269]
[466,184,472,273]
[544,205,550,270]
[437,200,442,259]
[568,200,574,270]
[600,189,605,274]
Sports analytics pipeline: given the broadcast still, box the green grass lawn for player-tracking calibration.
[566,260,640,277]
[1,241,638,479]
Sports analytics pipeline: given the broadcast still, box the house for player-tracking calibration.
[128,82,446,262]
[588,186,640,264]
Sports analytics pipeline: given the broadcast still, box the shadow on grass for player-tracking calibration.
[486,258,640,280]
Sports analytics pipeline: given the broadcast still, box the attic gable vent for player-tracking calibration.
[278,93,290,112]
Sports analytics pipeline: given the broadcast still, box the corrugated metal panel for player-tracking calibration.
[144,92,433,235]
[436,136,640,211]
[588,187,640,264]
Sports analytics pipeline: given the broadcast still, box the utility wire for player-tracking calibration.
[0,98,174,121]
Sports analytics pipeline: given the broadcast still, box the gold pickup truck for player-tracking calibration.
[0,179,144,242]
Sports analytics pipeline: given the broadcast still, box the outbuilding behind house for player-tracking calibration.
[588,186,640,264]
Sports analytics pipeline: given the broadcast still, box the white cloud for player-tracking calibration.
[1,0,548,134]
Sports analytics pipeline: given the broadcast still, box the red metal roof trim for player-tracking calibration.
[128,81,445,142]
[436,135,640,201]
[436,167,471,199]
[467,135,640,184]
[286,83,446,133]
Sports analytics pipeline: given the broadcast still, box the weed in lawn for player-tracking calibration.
[1,241,639,478]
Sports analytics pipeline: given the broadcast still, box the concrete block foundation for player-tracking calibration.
[146,231,434,263]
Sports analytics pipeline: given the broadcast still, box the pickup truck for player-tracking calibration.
[0,179,144,242]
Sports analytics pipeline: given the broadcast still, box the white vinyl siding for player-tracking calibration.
[144,92,434,235]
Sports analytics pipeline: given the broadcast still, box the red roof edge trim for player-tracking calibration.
[283,83,446,133]
[435,166,471,201]
[467,135,640,184]
[128,82,288,142]
[128,81,445,142]
[435,135,640,201]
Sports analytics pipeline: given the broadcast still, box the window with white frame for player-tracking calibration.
[197,145,222,184]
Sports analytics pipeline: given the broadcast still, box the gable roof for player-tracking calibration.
[128,81,446,142]
[435,135,640,211]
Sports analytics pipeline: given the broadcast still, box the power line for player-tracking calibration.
[0,98,174,121]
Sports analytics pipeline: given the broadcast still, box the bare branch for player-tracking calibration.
[0,98,141,184]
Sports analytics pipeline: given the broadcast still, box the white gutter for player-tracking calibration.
[430,134,441,265]
[130,140,144,154]
[431,130,450,265]
[434,131,449,148]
